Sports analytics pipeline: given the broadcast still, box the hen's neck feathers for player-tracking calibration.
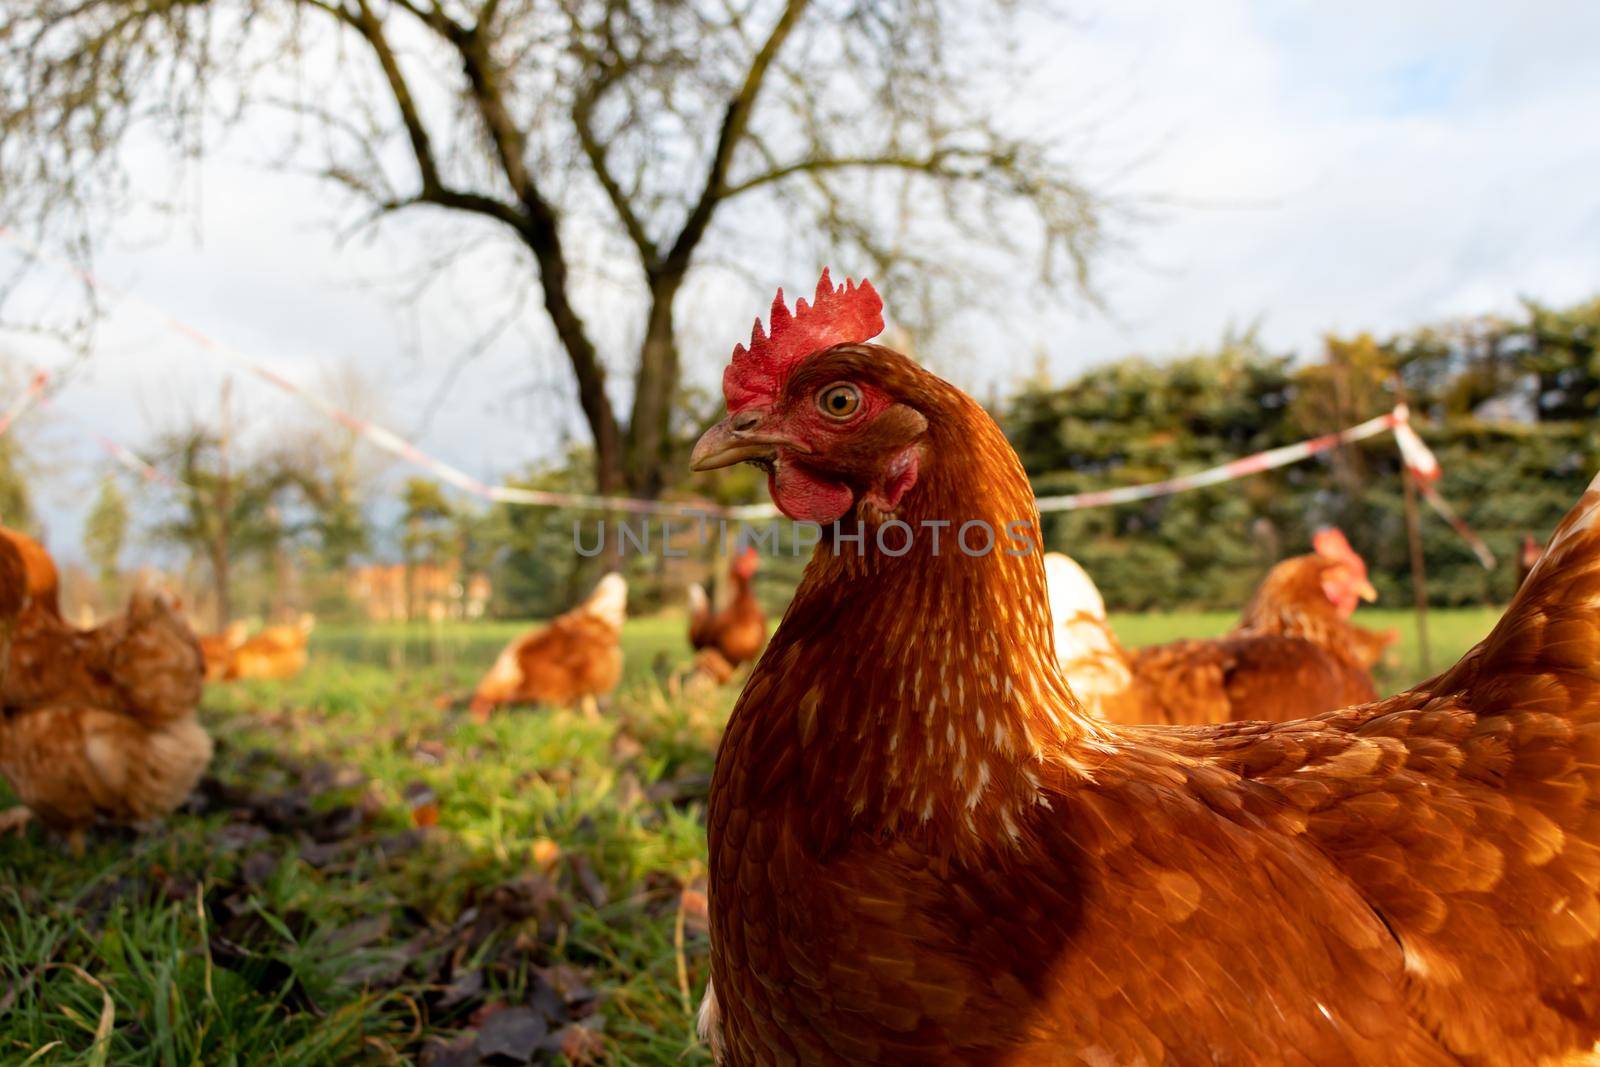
[725,374,1103,852]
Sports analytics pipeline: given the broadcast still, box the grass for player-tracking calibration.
[0,605,1502,1065]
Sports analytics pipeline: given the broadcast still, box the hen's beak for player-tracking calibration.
[690,412,807,472]
[1354,578,1378,603]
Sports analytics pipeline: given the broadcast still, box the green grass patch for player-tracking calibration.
[0,606,1502,1063]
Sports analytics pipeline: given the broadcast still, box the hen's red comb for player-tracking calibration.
[722,268,883,411]
[1313,528,1366,576]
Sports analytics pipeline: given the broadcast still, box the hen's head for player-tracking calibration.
[1249,528,1377,624]
[731,545,760,581]
[691,269,933,524]
[1311,527,1377,617]
[1520,533,1544,570]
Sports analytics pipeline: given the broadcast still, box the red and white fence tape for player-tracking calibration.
[0,369,49,438]
[0,226,1493,561]
[96,433,180,489]
[1032,409,1403,512]
[1031,405,1493,567]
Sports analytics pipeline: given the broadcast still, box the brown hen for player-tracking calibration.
[199,620,249,681]
[690,270,1600,1066]
[1047,536,1394,725]
[223,615,314,681]
[687,546,768,679]
[0,535,209,852]
[468,573,627,721]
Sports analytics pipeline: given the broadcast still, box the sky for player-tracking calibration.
[3,0,1599,563]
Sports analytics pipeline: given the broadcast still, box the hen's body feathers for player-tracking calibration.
[0,706,211,832]
[703,332,1600,1065]
[469,574,626,718]
[1047,550,1384,725]
[6,589,204,725]
[0,531,209,844]
[0,528,62,619]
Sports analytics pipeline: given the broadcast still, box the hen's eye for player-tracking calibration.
[817,383,862,420]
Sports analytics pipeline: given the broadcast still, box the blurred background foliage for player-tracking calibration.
[1009,295,1597,610]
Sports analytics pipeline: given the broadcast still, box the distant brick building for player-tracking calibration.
[347,562,491,621]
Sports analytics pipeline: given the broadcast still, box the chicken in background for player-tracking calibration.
[1517,532,1544,590]
[5,582,207,726]
[0,536,210,854]
[1042,552,1150,723]
[1247,526,1400,670]
[692,270,1600,1064]
[468,573,627,722]
[1045,531,1392,725]
[685,546,768,684]
[223,614,315,681]
[198,620,249,681]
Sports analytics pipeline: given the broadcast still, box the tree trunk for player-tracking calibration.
[211,541,231,632]
[625,276,685,500]
[519,218,626,495]
[215,377,234,629]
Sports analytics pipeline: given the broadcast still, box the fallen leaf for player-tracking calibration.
[405,781,441,827]
[434,967,485,1012]
[529,838,561,873]
[552,1021,608,1066]
[239,851,280,887]
[309,805,362,843]
[538,963,598,1016]
[680,883,710,939]
[418,1033,479,1067]
[476,1005,548,1064]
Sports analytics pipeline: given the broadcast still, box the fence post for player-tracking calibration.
[1393,377,1432,677]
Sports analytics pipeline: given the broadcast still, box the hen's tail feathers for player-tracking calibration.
[583,573,628,633]
[1044,552,1107,625]
[1435,471,1600,706]
[687,582,710,621]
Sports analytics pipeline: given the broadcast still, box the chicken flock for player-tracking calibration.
[6,267,1599,1064]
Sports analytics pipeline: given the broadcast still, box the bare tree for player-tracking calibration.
[147,382,304,627]
[0,0,1111,497]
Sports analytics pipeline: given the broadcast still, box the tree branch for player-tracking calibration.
[341,0,447,198]
[347,0,622,487]
[571,62,659,266]
[476,0,503,34]
[379,187,527,230]
[722,147,994,198]
[444,18,623,487]
[327,1,530,235]
[662,0,810,275]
